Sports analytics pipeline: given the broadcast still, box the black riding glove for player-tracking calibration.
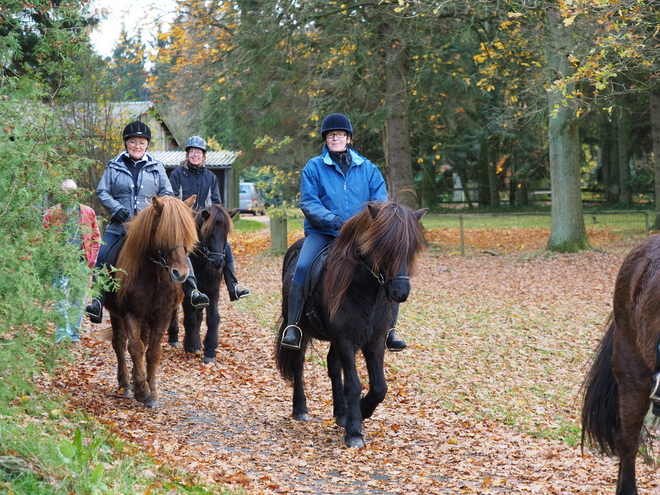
[112,208,130,224]
[330,216,345,230]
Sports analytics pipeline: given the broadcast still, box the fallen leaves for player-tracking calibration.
[41,224,660,494]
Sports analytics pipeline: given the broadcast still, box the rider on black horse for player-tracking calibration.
[280,113,407,352]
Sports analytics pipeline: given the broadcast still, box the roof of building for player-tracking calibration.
[150,150,237,168]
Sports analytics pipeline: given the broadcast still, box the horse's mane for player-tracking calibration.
[195,204,233,240]
[322,199,426,319]
[116,196,198,296]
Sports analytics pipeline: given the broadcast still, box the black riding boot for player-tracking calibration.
[85,293,105,324]
[224,262,250,301]
[281,280,304,349]
[184,257,210,310]
[386,304,407,352]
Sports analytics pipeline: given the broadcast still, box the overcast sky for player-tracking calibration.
[89,0,176,58]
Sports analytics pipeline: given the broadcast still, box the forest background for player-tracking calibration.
[2,0,660,492]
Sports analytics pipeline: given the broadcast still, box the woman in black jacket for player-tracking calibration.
[170,135,250,301]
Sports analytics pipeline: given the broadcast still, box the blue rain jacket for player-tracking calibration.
[300,146,388,236]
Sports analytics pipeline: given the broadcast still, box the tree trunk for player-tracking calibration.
[488,144,500,207]
[545,3,590,252]
[478,136,490,206]
[618,106,632,206]
[381,20,416,207]
[651,90,660,229]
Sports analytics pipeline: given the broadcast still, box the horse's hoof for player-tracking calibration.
[119,387,132,399]
[144,399,158,408]
[335,416,346,427]
[203,356,215,364]
[168,341,178,348]
[293,412,309,422]
[345,435,365,448]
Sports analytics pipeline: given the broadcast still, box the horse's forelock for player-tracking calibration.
[198,205,232,239]
[358,202,425,277]
[153,196,198,252]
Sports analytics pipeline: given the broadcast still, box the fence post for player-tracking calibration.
[645,212,650,237]
[459,215,465,256]
[270,214,288,254]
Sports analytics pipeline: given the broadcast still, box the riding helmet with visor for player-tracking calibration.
[123,121,151,142]
[185,135,207,152]
[321,113,353,139]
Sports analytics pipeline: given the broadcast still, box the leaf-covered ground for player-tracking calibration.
[44,224,660,494]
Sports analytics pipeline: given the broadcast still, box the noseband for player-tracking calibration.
[148,245,187,269]
[199,245,226,266]
[359,258,409,286]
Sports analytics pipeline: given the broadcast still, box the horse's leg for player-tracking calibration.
[202,292,220,363]
[182,298,202,354]
[167,307,179,347]
[110,313,132,398]
[142,327,165,408]
[124,315,150,403]
[360,346,388,420]
[613,334,652,495]
[335,342,364,448]
[327,344,346,427]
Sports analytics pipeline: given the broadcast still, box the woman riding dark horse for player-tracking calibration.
[280,113,406,352]
[169,134,250,304]
[86,121,209,323]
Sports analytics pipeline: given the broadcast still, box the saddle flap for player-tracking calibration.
[303,240,335,299]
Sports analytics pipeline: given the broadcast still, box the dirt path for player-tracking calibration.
[48,230,660,494]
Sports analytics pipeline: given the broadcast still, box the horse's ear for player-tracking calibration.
[367,204,381,219]
[201,209,211,220]
[183,195,196,208]
[152,196,163,212]
[227,208,240,219]
[414,208,429,221]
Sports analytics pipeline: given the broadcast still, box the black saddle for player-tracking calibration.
[106,234,126,269]
[301,239,336,335]
[303,240,336,299]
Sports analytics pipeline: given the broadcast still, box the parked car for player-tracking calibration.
[239,182,266,216]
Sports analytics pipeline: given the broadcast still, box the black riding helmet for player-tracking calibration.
[123,121,151,142]
[321,113,353,139]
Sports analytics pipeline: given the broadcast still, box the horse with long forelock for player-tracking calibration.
[276,199,427,447]
[582,234,660,495]
[106,195,198,408]
[167,204,239,363]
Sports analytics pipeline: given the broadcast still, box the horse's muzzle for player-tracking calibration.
[386,276,410,303]
[169,267,189,284]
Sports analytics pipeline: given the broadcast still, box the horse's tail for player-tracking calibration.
[274,317,309,383]
[581,313,619,456]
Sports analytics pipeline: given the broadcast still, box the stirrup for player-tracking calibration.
[385,328,407,352]
[190,290,209,310]
[650,373,660,401]
[281,324,302,350]
[230,283,250,301]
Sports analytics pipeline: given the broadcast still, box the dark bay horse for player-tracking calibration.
[105,195,198,408]
[168,204,238,363]
[582,234,660,494]
[276,199,427,447]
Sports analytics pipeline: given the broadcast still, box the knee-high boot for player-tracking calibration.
[281,280,305,349]
[184,257,210,309]
[224,262,250,301]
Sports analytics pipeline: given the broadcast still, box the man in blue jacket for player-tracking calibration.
[280,113,406,352]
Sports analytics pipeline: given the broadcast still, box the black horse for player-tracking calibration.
[276,199,427,447]
[168,204,238,363]
[582,234,660,494]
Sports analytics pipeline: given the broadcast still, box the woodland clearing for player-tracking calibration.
[42,223,660,494]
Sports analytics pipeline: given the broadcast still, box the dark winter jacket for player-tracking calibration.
[169,162,221,210]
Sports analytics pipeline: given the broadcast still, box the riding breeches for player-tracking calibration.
[292,233,335,285]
